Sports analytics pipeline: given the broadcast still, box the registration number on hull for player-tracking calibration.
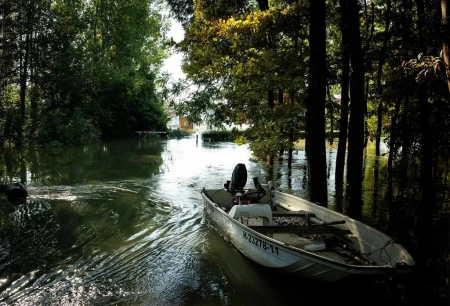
[243,231,279,256]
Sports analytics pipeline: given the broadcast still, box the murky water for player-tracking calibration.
[0,138,435,305]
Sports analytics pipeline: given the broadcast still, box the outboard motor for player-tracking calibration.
[229,163,247,194]
[0,182,28,203]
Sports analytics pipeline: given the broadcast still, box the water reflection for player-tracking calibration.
[0,139,447,305]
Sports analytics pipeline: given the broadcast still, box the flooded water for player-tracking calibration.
[0,138,444,305]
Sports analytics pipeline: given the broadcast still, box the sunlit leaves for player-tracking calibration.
[173,1,309,159]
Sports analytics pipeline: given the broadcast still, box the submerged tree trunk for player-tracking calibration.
[386,96,402,205]
[288,94,294,168]
[305,110,309,154]
[307,0,327,206]
[279,89,284,158]
[346,0,366,220]
[268,89,274,108]
[375,102,382,156]
[398,0,413,203]
[327,85,334,145]
[335,0,350,185]
[442,0,450,92]
[375,0,391,156]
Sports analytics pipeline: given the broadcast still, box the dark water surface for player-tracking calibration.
[0,139,445,305]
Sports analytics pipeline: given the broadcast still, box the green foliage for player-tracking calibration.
[167,1,309,159]
[201,128,245,141]
[234,135,247,145]
[167,128,191,138]
[165,0,195,25]
[32,109,100,147]
[0,0,170,147]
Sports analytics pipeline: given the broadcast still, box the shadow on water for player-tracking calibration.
[0,138,447,305]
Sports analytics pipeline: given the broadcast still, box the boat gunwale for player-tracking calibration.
[274,191,415,265]
[201,188,408,274]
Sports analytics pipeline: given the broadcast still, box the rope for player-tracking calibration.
[362,238,395,266]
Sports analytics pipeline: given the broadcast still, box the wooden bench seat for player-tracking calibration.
[248,225,351,234]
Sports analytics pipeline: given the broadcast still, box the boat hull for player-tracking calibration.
[201,190,404,282]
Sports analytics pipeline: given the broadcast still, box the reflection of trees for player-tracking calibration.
[0,140,163,185]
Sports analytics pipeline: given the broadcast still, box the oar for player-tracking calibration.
[311,219,346,226]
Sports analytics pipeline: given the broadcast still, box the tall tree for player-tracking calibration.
[177,0,309,161]
[375,0,392,157]
[165,0,194,25]
[346,0,366,220]
[335,0,350,184]
[416,0,435,267]
[307,0,328,206]
[19,1,34,132]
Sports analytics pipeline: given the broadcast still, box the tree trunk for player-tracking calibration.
[386,96,402,206]
[372,158,380,215]
[20,33,30,124]
[279,89,284,158]
[363,1,375,56]
[288,94,294,168]
[307,0,328,206]
[346,0,366,220]
[375,0,391,156]
[305,110,309,154]
[335,0,350,185]
[268,89,274,108]
[375,102,382,156]
[257,0,269,11]
[20,154,27,184]
[288,128,294,168]
[398,0,413,201]
[327,85,334,145]
[442,0,450,92]
[416,0,435,272]
[19,7,32,146]
[30,29,37,129]
[364,78,369,148]
[258,0,276,147]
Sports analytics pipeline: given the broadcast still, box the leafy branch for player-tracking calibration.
[402,51,449,84]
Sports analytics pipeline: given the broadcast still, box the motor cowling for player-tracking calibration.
[229,163,247,194]
[0,182,28,201]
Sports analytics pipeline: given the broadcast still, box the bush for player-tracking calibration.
[32,109,100,146]
[167,129,191,138]
[201,128,246,141]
